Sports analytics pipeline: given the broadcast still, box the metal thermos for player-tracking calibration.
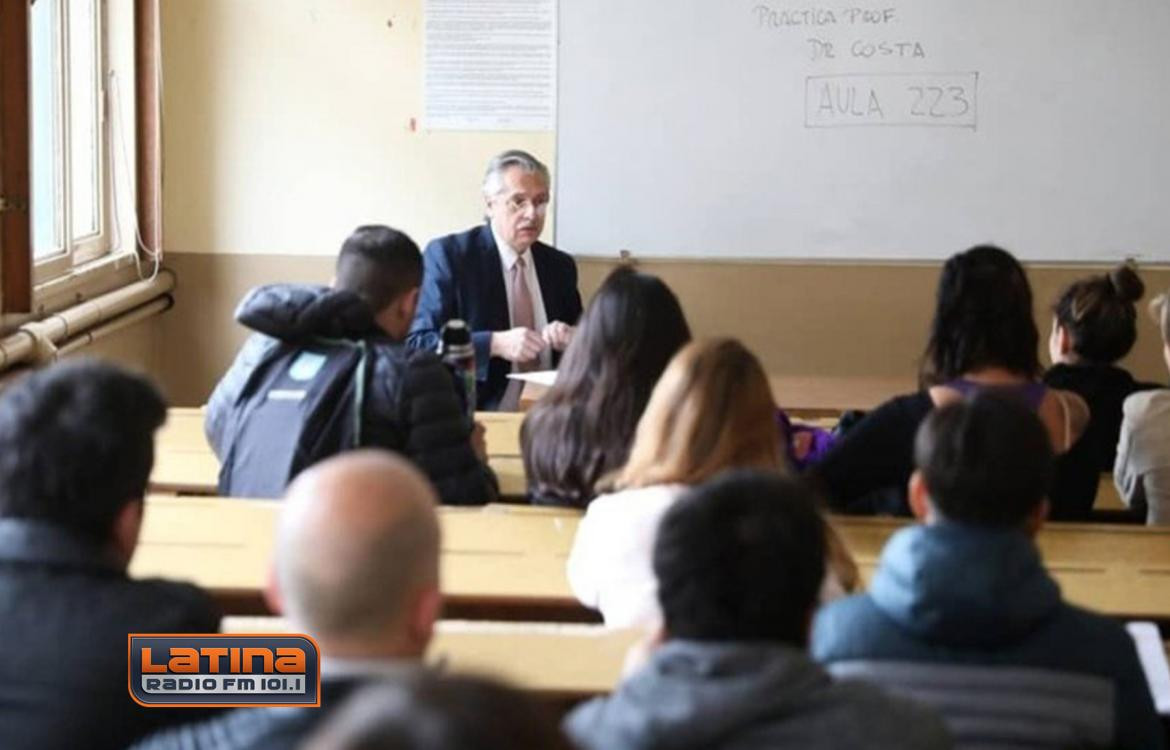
[438,320,476,421]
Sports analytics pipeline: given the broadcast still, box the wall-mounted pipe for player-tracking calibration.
[54,296,173,357]
[0,268,175,371]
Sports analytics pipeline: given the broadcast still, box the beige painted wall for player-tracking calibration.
[160,0,553,256]
[154,0,1170,406]
[69,323,161,381]
[159,251,1170,407]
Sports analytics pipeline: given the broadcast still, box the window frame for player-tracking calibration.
[31,0,115,285]
[0,0,33,314]
[1,0,159,319]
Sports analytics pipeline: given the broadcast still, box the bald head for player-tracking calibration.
[275,451,440,650]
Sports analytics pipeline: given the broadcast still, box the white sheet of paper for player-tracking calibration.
[424,0,556,131]
[1126,621,1170,715]
[505,370,557,387]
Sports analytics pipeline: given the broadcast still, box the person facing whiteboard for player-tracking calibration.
[1115,292,1170,525]
[1044,264,1161,520]
[408,151,584,411]
[808,245,1090,516]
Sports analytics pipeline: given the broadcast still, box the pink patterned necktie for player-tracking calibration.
[511,255,537,371]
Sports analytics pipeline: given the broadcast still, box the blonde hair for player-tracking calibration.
[1152,292,1170,344]
[616,338,785,488]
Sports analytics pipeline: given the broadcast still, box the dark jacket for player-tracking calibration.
[0,519,220,750]
[809,385,1117,519]
[408,224,583,411]
[206,284,495,505]
[806,392,933,516]
[812,523,1164,750]
[1044,363,1161,520]
[565,640,951,750]
[131,676,365,750]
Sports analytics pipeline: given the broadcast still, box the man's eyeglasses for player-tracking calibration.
[502,194,550,215]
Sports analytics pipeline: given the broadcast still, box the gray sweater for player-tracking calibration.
[565,640,951,750]
[1115,388,1170,524]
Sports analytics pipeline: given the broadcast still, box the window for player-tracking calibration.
[0,0,151,317]
[30,0,112,283]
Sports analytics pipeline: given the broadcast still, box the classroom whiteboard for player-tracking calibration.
[555,1,1170,261]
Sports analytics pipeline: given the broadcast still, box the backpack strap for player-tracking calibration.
[311,336,369,449]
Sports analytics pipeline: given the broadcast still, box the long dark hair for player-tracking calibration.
[521,267,692,508]
[921,245,1040,386]
[1052,263,1144,364]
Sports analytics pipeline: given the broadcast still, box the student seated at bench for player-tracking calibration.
[1116,290,1170,524]
[205,225,495,504]
[135,450,443,750]
[521,267,691,508]
[1045,263,1159,518]
[566,338,857,628]
[812,394,1163,750]
[810,245,1089,516]
[566,471,950,750]
[305,673,574,750]
[0,361,219,750]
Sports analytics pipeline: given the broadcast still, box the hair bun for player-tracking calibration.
[1109,263,1145,303]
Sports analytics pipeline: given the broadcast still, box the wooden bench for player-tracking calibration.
[152,408,528,499]
[131,497,589,621]
[223,616,638,705]
[835,517,1170,622]
[522,374,915,417]
[133,495,1170,624]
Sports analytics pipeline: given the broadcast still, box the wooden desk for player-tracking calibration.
[223,616,638,701]
[1096,474,1127,513]
[478,411,523,457]
[134,495,1170,624]
[836,517,1170,569]
[522,374,913,417]
[836,517,1170,621]
[132,497,587,621]
[152,409,529,499]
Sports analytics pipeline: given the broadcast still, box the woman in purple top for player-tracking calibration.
[807,245,1089,516]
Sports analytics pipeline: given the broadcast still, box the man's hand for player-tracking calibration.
[490,327,545,363]
[471,421,488,462]
[542,321,575,352]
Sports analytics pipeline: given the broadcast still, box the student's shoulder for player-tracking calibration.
[121,577,221,631]
[810,593,898,660]
[130,704,305,750]
[589,484,684,510]
[826,679,952,748]
[1037,602,1145,678]
[1123,387,1170,420]
[424,225,488,258]
[863,390,934,426]
[584,485,685,525]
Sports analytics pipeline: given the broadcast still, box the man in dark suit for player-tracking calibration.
[133,450,442,750]
[0,361,220,750]
[409,150,584,410]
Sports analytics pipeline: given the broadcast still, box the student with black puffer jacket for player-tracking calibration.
[206,225,496,505]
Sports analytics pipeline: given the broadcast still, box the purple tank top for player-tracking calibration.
[945,378,1047,411]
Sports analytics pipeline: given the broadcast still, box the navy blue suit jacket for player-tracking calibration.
[408,224,583,410]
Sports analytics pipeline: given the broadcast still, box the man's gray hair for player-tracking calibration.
[482,150,550,196]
